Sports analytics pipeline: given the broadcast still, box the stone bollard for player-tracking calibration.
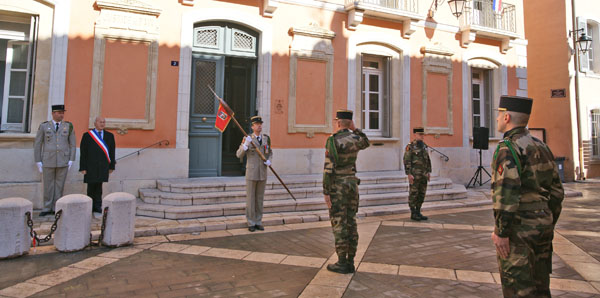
[0,198,32,259]
[55,194,92,252]
[101,192,136,247]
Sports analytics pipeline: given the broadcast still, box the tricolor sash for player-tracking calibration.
[89,130,111,164]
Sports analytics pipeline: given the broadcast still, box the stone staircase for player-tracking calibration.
[136,171,469,219]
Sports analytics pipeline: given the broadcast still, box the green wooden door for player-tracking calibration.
[188,54,224,177]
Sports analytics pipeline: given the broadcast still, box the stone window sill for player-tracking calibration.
[368,137,400,143]
[0,133,36,141]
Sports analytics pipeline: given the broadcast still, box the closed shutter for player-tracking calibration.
[577,17,589,72]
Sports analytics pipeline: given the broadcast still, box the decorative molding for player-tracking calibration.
[461,29,476,47]
[288,22,335,137]
[422,47,453,135]
[89,0,160,130]
[501,38,515,53]
[289,22,336,40]
[263,0,278,17]
[96,0,161,16]
[402,19,418,39]
[347,9,364,30]
[181,0,194,6]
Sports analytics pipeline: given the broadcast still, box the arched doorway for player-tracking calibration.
[188,22,258,177]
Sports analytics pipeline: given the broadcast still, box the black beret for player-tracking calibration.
[335,110,353,120]
[498,96,533,115]
[413,127,425,134]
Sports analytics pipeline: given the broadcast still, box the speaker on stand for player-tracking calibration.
[467,127,492,188]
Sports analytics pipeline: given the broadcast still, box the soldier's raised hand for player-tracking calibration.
[408,174,414,184]
[349,120,356,131]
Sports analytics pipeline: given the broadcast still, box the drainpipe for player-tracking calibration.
[571,0,585,180]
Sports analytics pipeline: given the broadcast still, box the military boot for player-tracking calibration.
[347,254,355,273]
[417,206,428,220]
[327,255,351,274]
[410,207,421,221]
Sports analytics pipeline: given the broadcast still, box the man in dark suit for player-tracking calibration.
[79,116,116,214]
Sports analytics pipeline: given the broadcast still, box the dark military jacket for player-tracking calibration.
[403,140,431,176]
[323,128,370,195]
[491,127,564,237]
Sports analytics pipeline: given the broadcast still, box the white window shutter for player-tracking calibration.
[577,17,589,72]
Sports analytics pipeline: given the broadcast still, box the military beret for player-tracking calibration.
[250,116,263,124]
[413,127,425,134]
[498,96,533,115]
[335,110,353,120]
[51,105,66,112]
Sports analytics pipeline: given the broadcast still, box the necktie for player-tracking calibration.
[55,123,59,131]
[257,136,262,145]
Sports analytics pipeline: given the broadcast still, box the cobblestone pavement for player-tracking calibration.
[1,183,599,297]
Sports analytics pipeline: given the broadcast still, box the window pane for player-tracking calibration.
[362,60,379,69]
[472,84,480,99]
[193,60,216,114]
[9,71,27,96]
[369,93,379,110]
[370,112,379,130]
[473,100,480,115]
[11,44,29,69]
[7,97,24,123]
[473,115,480,128]
[369,75,379,92]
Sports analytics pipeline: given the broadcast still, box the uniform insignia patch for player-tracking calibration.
[497,164,504,175]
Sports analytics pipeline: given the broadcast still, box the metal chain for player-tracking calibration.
[25,210,62,246]
[89,206,109,247]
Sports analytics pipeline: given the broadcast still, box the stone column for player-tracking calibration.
[0,198,32,259]
[54,194,92,252]
[101,192,136,247]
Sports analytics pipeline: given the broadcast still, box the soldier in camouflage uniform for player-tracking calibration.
[491,96,564,298]
[403,127,432,221]
[323,110,370,274]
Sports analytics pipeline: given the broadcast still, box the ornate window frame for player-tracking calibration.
[421,45,454,135]
[288,23,335,137]
[89,0,161,132]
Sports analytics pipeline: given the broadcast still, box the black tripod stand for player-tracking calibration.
[466,149,491,188]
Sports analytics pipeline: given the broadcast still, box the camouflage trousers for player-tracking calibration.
[328,175,360,259]
[408,174,428,209]
[497,209,554,298]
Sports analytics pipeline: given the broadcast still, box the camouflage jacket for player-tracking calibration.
[491,127,564,237]
[323,128,370,195]
[403,140,431,176]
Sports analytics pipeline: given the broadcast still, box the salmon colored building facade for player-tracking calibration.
[525,0,600,181]
[0,0,527,208]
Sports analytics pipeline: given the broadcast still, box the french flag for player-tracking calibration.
[493,0,502,13]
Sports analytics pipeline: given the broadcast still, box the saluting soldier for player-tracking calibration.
[323,110,370,274]
[236,116,272,232]
[403,127,432,221]
[33,105,76,216]
[491,95,564,297]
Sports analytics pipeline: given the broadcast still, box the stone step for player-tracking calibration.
[136,184,468,219]
[155,171,433,194]
[139,178,454,206]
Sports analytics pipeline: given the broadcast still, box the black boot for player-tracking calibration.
[347,254,355,273]
[417,206,428,220]
[327,255,351,274]
[410,207,421,221]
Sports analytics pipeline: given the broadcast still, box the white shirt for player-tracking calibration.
[94,129,104,139]
[52,120,62,131]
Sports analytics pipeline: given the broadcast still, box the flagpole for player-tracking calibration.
[208,86,297,201]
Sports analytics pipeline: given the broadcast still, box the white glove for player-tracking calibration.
[243,136,252,151]
[68,160,73,170]
[36,162,43,173]
[264,160,271,166]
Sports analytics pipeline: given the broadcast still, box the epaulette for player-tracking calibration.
[42,121,49,124]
